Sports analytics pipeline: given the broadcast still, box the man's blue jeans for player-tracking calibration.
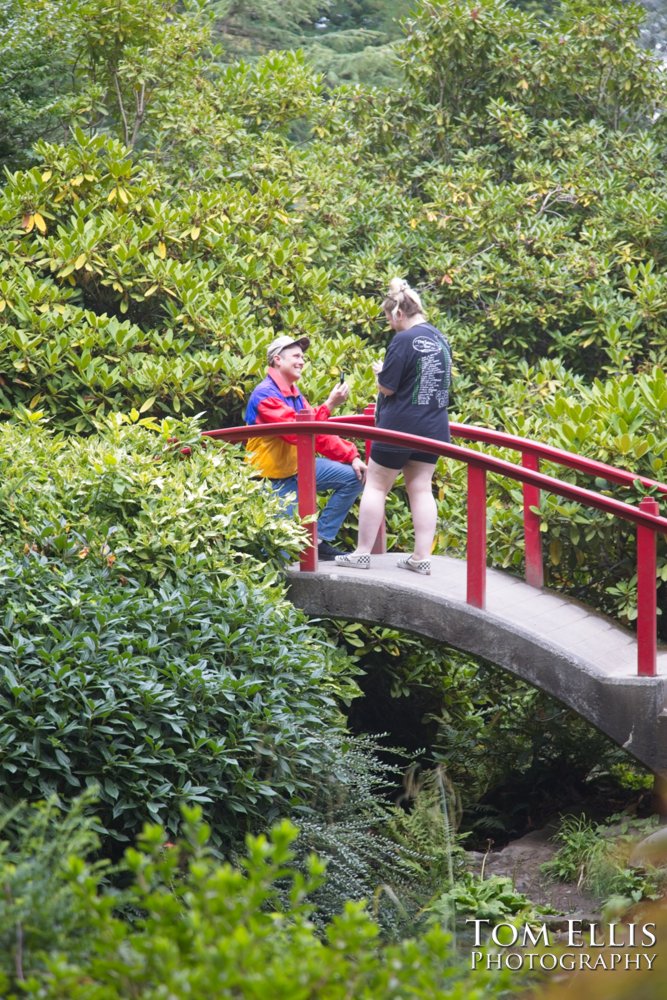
[269,458,362,542]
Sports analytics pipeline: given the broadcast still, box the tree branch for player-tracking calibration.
[129,82,146,149]
[15,921,24,982]
[112,71,130,147]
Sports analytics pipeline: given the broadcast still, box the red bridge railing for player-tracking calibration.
[204,414,667,678]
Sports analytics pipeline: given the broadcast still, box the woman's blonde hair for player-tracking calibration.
[382,277,426,319]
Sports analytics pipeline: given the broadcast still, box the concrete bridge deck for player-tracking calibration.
[287,555,667,772]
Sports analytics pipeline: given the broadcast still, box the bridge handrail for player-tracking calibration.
[203,419,665,677]
[327,411,667,496]
[205,421,667,529]
[328,408,667,600]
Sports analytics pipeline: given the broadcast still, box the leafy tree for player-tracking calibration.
[0,0,219,169]
[68,0,218,151]
[400,0,663,131]
[311,0,402,31]
[300,34,403,87]
[0,0,78,167]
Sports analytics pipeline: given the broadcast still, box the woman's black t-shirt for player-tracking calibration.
[376,322,452,441]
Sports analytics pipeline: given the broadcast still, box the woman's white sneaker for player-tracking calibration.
[334,553,371,570]
[397,554,431,576]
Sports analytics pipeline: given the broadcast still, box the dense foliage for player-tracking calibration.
[0,417,367,851]
[0,555,353,850]
[2,0,667,991]
[0,801,519,998]
[3,1,666,620]
[215,0,411,85]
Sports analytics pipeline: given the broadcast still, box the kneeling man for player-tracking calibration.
[246,335,365,560]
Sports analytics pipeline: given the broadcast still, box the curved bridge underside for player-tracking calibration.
[287,555,667,773]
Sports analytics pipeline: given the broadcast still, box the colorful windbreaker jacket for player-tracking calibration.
[245,369,359,478]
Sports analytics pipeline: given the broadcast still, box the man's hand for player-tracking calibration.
[325,381,350,411]
[351,457,367,482]
[371,360,383,376]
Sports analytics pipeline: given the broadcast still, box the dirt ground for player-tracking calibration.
[467,822,600,920]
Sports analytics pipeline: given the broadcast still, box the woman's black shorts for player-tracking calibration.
[371,443,439,469]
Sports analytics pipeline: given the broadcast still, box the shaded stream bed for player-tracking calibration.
[346,649,660,923]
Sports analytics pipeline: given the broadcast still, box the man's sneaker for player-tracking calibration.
[318,540,348,561]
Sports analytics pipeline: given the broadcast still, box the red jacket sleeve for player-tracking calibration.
[255,397,359,463]
[314,429,359,463]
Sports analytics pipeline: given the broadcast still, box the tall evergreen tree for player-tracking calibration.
[638,0,667,56]
[214,0,412,85]
[214,0,325,54]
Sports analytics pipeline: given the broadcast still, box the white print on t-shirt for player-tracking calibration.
[412,336,440,354]
[414,352,448,406]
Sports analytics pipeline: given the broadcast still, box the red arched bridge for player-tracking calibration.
[205,410,667,773]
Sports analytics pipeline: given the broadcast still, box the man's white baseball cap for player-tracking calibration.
[267,334,310,364]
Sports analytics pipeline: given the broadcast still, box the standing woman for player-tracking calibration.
[335,278,452,575]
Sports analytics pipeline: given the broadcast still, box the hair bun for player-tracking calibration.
[382,277,426,319]
[387,277,408,297]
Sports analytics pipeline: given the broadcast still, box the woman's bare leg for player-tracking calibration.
[402,460,438,561]
[353,459,401,553]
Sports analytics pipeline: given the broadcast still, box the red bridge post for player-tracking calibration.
[296,411,317,572]
[637,496,659,677]
[363,404,386,554]
[522,451,544,588]
[467,463,487,609]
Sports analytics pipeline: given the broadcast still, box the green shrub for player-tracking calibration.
[0,802,516,999]
[0,128,379,430]
[0,792,105,990]
[0,549,362,852]
[541,812,664,903]
[0,414,310,581]
[424,872,548,925]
